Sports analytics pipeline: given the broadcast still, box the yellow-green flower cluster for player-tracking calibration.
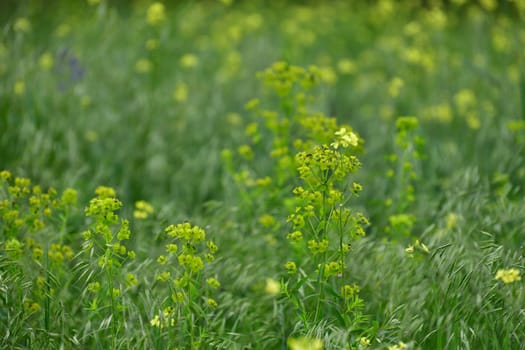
[48,243,74,263]
[133,200,154,219]
[323,261,344,278]
[295,146,361,186]
[146,2,166,26]
[256,61,319,98]
[287,336,324,350]
[4,238,24,259]
[307,239,329,254]
[495,268,521,284]
[331,127,359,149]
[388,341,408,350]
[151,222,220,330]
[158,222,218,288]
[284,261,297,274]
[150,306,176,328]
[85,189,122,224]
[1,172,78,238]
[23,299,40,314]
[83,187,135,262]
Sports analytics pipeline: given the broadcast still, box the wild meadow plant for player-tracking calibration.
[382,116,425,240]
[80,186,137,348]
[0,170,78,348]
[150,222,220,349]
[0,172,221,349]
[223,62,374,348]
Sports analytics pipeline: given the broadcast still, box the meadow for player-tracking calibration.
[1,0,525,349]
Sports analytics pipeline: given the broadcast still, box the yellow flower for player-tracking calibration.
[207,298,218,308]
[388,341,408,350]
[39,52,54,70]
[55,24,71,37]
[173,83,188,102]
[331,127,358,149]
[337,59,356,75]
[150,314,161,327]
[318,66,337,85]
[258,214,276,228]
[180,54,198,68]
[135,58,152,74]
[147,2,166,26]
[84,130,98,142]
[388,77,404,98]
[287,336,323,350]
[359,337,371,347]
[405,245,414,257]
[81,95,92,108]
[87,0,102,5]
[454,89,476,114]
[480,0,497,11]
[145,39,159,50]
[14,18,31,33]
[14,80,25,96]
[134,200,154,218]
[495,268,521,284]
[219,0,233,5]
[264,278,280,295]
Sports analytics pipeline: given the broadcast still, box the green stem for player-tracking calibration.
[313,184,329,324]
[106,251,117,349]
[44,242,50,349]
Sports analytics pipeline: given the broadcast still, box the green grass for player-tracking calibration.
[1,0,525,349]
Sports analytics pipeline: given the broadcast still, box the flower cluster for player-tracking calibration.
[133,200,154,219]
[495,268,521,284]
[151,222,220,330]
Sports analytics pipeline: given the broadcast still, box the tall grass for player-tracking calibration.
[1,0,524,349]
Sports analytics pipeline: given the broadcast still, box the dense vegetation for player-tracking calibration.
[1,0,524,349]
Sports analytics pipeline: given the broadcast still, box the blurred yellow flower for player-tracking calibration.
[264,278,280,295]
[134,200,154,219]
[55,23,71,37]
[219,0,233,5]
[14,18,31,33]
[173,83,188,103]
[180,54,198,68]
[135,58,152,73]
[454,89,476,114]
[318,66,336,85]
[287,336,323,350]
[480,0,498,11]
[146,39,159,50]
[337,59,356,75]
[84,130,98,142]
[495,268,521,284]
[359,337,371,347]
[388,77,404,98]
[388,341,408,350]
[14,80,25,95]
[405,244,414,257]
[147,2,166,26]
[87,0,102,5]
[331,127,358,149]
[81,95,92,108]
[39,52,54,70]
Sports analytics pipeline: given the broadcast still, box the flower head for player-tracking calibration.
[495,268,521,284]
[264,278,280,295]
[14,18,31,33]
[147,2,166,25]
[287,336,323,350]
[331,127,358,149]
